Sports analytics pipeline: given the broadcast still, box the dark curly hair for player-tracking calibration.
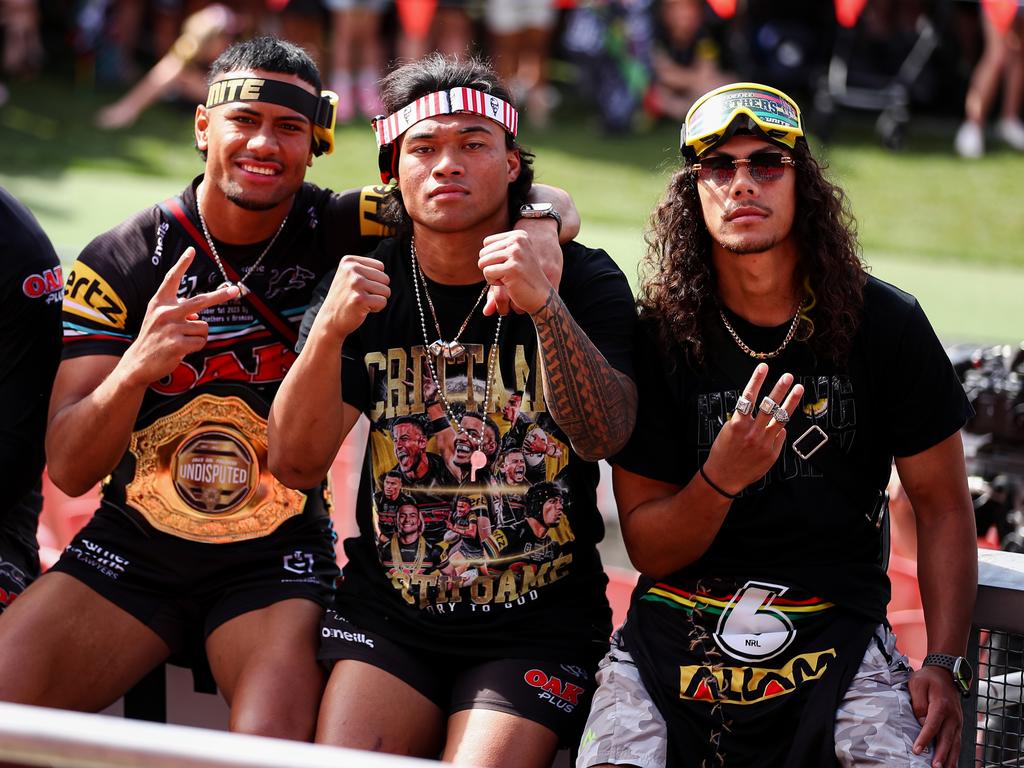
[376,53,535,234]
[640,139,866,366]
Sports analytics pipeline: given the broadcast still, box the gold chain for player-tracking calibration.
[719,302,804,360]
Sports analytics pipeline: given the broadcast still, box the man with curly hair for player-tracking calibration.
[578,83,976,768]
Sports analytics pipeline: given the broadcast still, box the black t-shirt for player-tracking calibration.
[614,276,973,623]
[0,187,62,536]
[61,177,388,535]
[304,235,636,661]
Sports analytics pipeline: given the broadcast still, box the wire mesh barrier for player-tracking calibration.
[961,550,1024,767]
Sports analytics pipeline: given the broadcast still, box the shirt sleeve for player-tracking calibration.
[609,319,689,485]
[0,225,62,505]
[61,228,145,360]
[881,298,973,458]
[560,243,638,382]
[323,185,393,258]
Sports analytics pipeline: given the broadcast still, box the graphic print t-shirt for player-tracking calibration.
[59,178,389,534]
[312,235,636,660]
[614,276,973,623]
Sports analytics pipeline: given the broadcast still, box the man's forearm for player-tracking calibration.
[267,327,353,488]
[46,364,148,496]
[916,505,977,655]
[531,289,637,461]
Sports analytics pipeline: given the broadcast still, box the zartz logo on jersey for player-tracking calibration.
[22,266,63,303]
[172,427,259,514]
[63,261,128,329]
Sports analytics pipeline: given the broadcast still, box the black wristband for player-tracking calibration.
[699,465,737,499]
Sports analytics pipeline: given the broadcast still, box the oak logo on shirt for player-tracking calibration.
[22,266,63,302]
[63,261,128,329]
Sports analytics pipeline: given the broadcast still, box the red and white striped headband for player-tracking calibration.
[372,88,519,147]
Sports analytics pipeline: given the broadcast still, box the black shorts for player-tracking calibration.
[51,506,339,656]
[0,487,42,614]
[318,610,596,747]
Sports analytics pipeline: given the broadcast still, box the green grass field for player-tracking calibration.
[2,78,1022,344]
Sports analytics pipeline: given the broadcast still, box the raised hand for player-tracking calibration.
[701,363,804,497]
[122,248,238,386]
[479,229,561,316]
[311,255,390,342]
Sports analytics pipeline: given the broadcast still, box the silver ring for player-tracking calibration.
[759,396,778,416]
[771,405,790,424]
[735,396,754,417]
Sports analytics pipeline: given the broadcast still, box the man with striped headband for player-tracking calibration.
[269,53,638,764]
[577,82,976,768]
[0,35,564,741]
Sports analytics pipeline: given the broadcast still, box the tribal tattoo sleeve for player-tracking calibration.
[531,288,638,461]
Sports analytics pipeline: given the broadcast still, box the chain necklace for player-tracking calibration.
[410,236,502,481]
[412,236,489,361]
[196,193,288,297]
[719,301,804,360]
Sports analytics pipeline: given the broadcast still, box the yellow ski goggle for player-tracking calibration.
[681,82,804,159]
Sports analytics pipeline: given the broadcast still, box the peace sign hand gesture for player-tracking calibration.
[122,248,239,387]
[701,363,804,497]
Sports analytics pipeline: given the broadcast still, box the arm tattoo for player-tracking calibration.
[531,288,638,460]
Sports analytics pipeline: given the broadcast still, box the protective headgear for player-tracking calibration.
[681,82,804,160]
[372,87,519,183]
[206,76,338,156]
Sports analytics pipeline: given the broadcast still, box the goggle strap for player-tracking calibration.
[372,88,518,147]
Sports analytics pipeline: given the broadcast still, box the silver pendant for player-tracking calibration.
[443,341,466,361]
[428,339,446,357]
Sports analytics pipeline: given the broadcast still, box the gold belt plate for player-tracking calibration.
[126,394,306,543]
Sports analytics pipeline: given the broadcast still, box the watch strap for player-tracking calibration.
[922,653,958,670]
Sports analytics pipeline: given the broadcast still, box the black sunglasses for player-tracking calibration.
[691,152,796,185]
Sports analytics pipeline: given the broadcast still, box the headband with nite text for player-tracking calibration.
[206,76,338,156]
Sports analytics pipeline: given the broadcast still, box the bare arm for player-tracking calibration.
[613,364,804,577]
[900,431,976,768]
[46,249,237,496]
[45,355,147,496]
[268,256,389,489]
[527,183,580,243]
[530,288,637,460]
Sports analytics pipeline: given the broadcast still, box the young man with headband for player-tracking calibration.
[0,36,578,738]
[269,53,638,765]
[577,82,977,768]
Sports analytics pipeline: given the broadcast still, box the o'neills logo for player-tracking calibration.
[172,428,258,514]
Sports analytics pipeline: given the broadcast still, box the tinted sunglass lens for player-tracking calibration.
[749,154,786,183]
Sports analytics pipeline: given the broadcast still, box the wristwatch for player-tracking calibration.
[518,202,562,235]
[923,653,973,697]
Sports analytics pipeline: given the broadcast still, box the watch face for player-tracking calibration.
[953,657,973,695]
[522,203,553,215]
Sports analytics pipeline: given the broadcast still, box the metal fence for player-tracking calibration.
[961,550,1024,768]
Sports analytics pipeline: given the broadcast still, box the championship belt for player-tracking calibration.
[126,394,306,543]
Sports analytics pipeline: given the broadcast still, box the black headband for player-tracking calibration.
[206,76,338,155]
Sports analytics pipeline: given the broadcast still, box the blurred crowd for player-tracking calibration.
[1,0,1023,155]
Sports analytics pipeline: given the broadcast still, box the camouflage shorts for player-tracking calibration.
[834,624,931,767]
[576,633,667,768]
[577,626,930,767]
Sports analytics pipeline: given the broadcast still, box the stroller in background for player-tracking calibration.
[812,0,945,148]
